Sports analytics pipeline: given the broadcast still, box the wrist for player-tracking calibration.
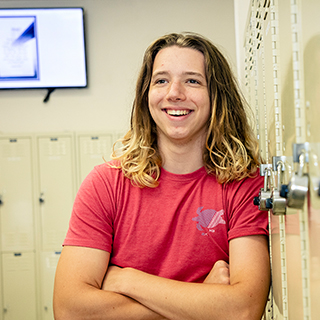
[119,267,142,296]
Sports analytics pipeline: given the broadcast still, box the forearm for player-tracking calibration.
[53,245,167,320]
[104,236,271,320]
[53,283,167,320]
[109,268,268,320]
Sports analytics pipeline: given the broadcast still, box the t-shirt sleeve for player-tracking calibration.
[63,165,115,252]
[225,173,269,241]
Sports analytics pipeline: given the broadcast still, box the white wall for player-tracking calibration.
[0,0,236,135]
[233,0,251,90]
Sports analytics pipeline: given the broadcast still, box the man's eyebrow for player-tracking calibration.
[151,71,169,79]
[183,71,205,78]
[151,71,205,79]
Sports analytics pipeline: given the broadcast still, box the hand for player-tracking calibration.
[204,260,230,285]
[101,265,124,292]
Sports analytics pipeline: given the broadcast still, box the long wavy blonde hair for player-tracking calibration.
[112,33,261,187]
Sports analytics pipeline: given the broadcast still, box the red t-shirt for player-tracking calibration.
[64,162,268,283]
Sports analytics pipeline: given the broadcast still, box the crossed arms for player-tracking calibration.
[53,235,270,320]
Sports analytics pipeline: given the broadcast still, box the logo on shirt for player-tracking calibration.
[192,207,226,236]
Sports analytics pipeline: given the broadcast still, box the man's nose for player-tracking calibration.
[167,81,186,101]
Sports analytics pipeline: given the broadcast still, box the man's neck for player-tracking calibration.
[158,137,205,174]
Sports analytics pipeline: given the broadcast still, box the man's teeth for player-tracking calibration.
[166,110,191,116]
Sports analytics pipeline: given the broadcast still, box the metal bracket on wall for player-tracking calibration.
[293,142,309,163]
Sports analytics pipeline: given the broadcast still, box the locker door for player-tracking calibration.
[1,252,37,320]
[40,251,61,320]
[244,1,304,319]
[77,134,113,185]
[0,254,2,320]
[0,137,34,252]
[271,1,305,319]
[300,1,320,318]
[37,135,76,251]
[244,1,320,319]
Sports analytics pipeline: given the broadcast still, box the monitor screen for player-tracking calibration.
[0,7,87,89]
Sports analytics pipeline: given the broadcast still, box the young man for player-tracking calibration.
[53,33,270,320]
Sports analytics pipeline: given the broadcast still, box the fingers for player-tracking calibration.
[204,260,230,285]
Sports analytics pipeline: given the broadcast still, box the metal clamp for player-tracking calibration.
[280,148,309,209]
[270,159,287,215]
[253,165,273,211]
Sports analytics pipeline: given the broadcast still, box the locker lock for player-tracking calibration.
[280,174,308,209]
[253,161,287,215]
[253,165,273,211]
[280,148,309,209]
[269,160,287,216]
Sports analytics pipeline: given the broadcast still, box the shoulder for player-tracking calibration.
[88,160,123,182]
[224,169,263,192]
[221,169,264,213]
[76,160,127,198]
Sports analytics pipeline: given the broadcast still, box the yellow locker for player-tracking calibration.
[0,253,2,320]
[76,133,113,186]
[0,137,35,252]
[244,0,320,319]
[300,1,320,318]
[39,251,61,320]
[1,252,37,320]
[37,135,76,252]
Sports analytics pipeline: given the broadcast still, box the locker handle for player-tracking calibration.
[39,192,45,204]
[0,195,3,206]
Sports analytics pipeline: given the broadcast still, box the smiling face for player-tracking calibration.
[148,46,211,148]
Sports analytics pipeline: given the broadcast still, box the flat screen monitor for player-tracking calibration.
[0,7,87,90]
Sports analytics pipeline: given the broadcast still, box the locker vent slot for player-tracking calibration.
[43,140,67,157]
[4,254,33,272]
[3,232,33,250]
[45,254,61,269]
[43,230,66,248]
[82,139,111,156]
[2,142,26,159]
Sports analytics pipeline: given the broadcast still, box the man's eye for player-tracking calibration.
[156,79,167,84]
[188,79,200,84]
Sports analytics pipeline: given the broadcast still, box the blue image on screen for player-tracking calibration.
[0,16,39,81]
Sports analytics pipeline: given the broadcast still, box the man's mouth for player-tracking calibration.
[164,109,192,116]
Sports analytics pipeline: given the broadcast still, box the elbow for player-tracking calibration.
[234,296,268,320]
[225,288,269,320]
[53,291,77,320]
[53,297,69,320]
[236,307,265,320]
